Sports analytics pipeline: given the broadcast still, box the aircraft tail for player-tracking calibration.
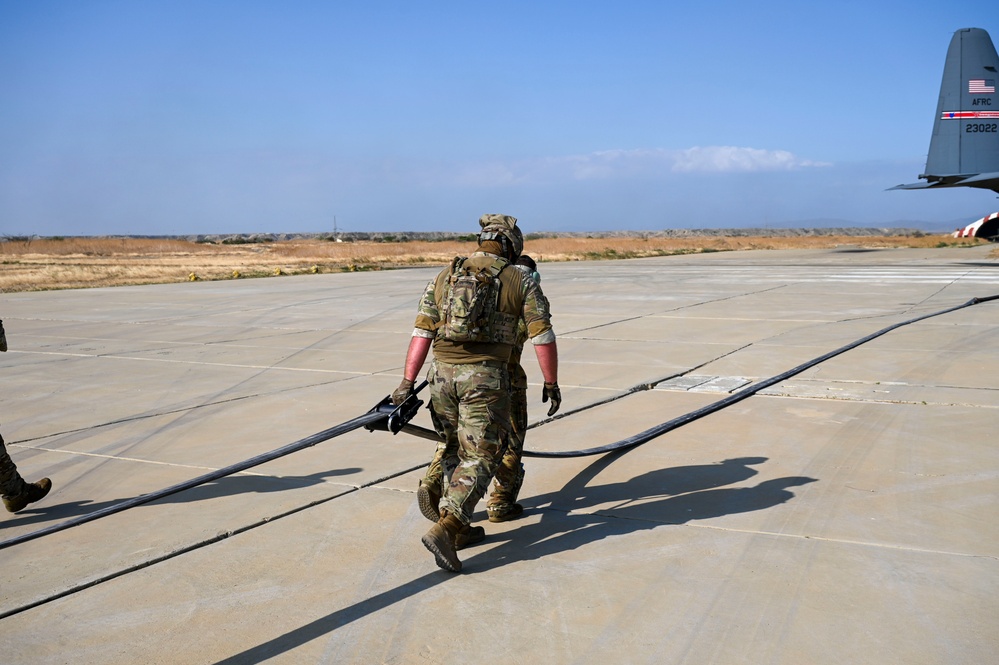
[891,28,999,193]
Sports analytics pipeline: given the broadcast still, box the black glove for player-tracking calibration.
[391,378,415,406]
[542,381,561,417]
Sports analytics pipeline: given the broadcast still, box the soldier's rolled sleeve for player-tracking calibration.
[522,275,555,343]
[413,279,440,334]
[531,329,556,345]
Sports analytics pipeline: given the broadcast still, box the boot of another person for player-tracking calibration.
[455,524,485,550]
[421,511,463,572]
[487,501,524,523]
[3,478,52,513]
[416,478,441,523]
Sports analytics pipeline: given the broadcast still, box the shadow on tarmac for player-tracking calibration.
[213,453,817,664]
[1,468,362,529]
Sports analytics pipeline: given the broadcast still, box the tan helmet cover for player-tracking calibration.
[478,214,524,260]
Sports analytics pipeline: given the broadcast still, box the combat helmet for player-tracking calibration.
[478,214,523,261]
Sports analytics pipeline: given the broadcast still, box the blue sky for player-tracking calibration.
[1,1,996,236]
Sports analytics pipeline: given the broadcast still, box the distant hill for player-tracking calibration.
[776,217,979,234]
[11,226,956,244]
[178,227,936,244]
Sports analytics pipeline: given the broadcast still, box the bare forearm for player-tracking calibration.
[404,335,433,382]
[533,341,558,384]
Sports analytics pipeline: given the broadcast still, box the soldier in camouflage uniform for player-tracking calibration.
[418,255,546,528]
[392,215,561,572]
[0,319,53,514]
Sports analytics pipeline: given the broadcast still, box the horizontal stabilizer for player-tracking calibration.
[889,171,999,192]
[889,181,940,191]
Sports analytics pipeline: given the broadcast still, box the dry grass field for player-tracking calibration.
[1,234,993,293]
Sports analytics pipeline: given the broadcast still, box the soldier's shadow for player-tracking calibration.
[211,450,820,663]
[464,452,817,572]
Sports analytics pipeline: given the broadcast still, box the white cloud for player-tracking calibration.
[433,146,830,187]
[670,146,830,173]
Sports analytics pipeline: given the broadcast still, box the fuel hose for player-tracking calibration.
[0,411,386,550]
[524,294,999,457]
[2,294,995,549]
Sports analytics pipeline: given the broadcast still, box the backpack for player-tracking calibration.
[437,256,516,344]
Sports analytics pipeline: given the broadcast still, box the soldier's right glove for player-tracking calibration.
[542,381,561,417]
[391,378,415,406]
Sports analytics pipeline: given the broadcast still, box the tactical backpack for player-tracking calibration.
[437,256,518,345]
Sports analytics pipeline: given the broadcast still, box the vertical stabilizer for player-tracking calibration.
[925,28,999,177]
[892,28,999,192]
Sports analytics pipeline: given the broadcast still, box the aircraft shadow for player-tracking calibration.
[213,453,817,663]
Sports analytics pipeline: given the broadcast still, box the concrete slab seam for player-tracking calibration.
[546,507,998,561]
[755,392,999,409]
[8,375,368,445]
[562,283,791,336]
[0,461,429,621]
[2,443,273,475]
[11,349,374,375]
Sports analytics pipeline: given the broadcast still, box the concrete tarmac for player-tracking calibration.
[1,245,997,664]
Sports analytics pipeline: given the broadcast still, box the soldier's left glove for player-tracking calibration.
[391,378,415,406]
[542,381,561,417]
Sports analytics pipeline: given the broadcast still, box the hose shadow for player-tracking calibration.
[1,468,362,529]
[160,468,363,504]
[213,452,816,663]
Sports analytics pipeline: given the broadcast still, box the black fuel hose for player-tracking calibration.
[2,294,995,549]
[0,411,385,550]
[523,294,999,458]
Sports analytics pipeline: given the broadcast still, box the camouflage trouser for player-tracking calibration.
[424,362,527,517]
[488,362,526,511]
[426,359,511,525]
[0,432,27,498]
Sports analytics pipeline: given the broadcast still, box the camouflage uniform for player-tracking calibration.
[489,320,529,515]
[0,433,28,498]
[0,321,18,496]
[413,253,554,525]
[423,264,540,519]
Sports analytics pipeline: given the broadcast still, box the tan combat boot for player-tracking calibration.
[3,478,52,513]
[487,501,524,523]
[416,478,441,523]
[421,511,464,572]
[455,524,485,550]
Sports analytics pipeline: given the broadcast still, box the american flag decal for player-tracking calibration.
[968,79,996,93]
